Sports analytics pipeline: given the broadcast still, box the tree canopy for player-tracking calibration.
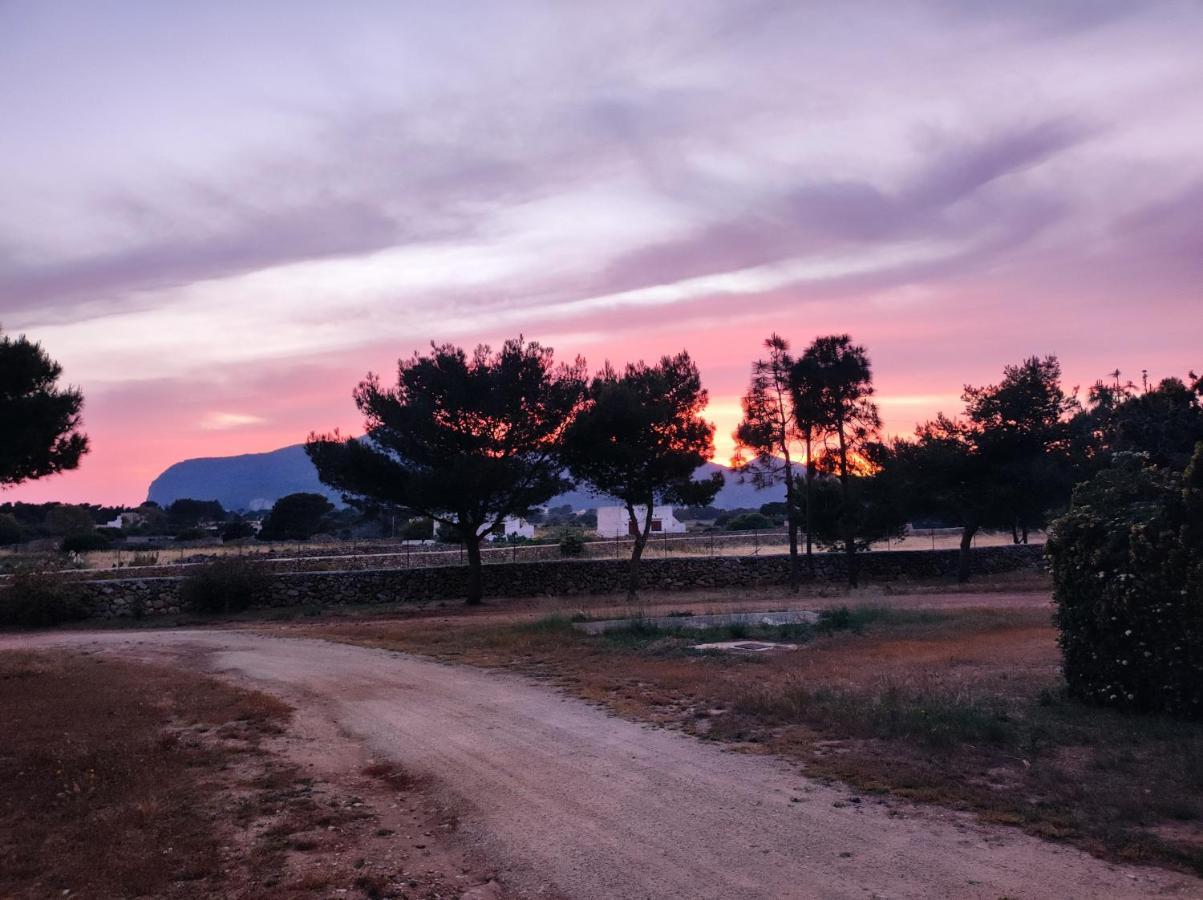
[0,331,89,487]
[306,337,586,604]
[561,351,721,597]
[258,493,334,541]
[875,355,1078,580]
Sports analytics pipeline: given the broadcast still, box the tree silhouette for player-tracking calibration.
[0,331,89,487]
[306,338,586,604]
[733,335,810,590]
[258,493,334,541]
[795,335,880,587]
[561,352,722,599]
[962,356,1078,542]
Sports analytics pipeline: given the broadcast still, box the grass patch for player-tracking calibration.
[735,679,1017,748]
[0,650,292,897]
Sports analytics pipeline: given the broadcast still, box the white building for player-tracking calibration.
[487,516,535,541]
[595,505,686,538]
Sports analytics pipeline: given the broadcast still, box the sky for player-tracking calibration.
[3,0,1202,506]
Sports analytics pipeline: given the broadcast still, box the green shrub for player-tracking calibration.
[399,517,433,540]
[0,570,92,629]
[558,529,586,557]
[178,558,272,614]
[60,531,111,554]
[1047,450,1203,719]
[724,512,775,531]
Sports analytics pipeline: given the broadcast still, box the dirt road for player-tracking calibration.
[4,629,1198,899]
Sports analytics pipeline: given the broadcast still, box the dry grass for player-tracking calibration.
[0,650,489,899]
[0,650,291,897]
[289,591,1203,875]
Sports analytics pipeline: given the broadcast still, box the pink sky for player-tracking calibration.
[3,2,1201,506]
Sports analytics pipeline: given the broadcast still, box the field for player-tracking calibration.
[0,527,1044,578]
[272,580,1203,875]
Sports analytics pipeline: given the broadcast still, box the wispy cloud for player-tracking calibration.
[3,0,1201,503]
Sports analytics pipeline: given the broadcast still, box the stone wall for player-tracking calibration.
[78,544,1046,619]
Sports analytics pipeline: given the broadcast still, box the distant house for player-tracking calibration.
[104,511,146,530]
[487,516,535,541]
[595,505,686,538]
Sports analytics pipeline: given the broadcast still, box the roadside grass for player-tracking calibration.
[292,598,1203,874]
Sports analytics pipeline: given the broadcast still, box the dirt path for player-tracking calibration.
[3,629,1198,900]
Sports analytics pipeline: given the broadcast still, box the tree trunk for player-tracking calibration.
[957,522,979,583]
[804,430,815,573]
[1021,523,1029,544]
[782,454,799,592]
[836,422,857,588]
[626,503,654,602]
[1011,520,1020,544]
[464,534,484,605]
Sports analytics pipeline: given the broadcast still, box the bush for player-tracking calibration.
[399,518,434,540]
[60,531,112,554]
[435,522,463,544]
[0,570,92,629]
[178,558,272,614]
[558,529,586,557]
[1047,450,1203,719]
[221,519,256,542]
[0,514,23,546]
[724,512,775,531]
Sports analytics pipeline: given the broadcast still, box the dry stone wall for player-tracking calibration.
[78,545,1046,619]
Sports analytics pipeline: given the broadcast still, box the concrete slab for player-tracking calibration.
[574,609,818,635]
[691,640,800,653]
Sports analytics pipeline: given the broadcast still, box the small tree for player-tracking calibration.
[794,335,880,587]
[258,493,335,541]
[733,335,807,590]
[962,356,1078,542]
[561,352,722,599]
[307,338,586,604]
[1,331,89,487]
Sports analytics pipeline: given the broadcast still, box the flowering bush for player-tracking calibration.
[1047,448,1202,718]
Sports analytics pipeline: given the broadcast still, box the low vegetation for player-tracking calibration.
[0,569,91,628]
[0,650,290,896]
[0,649,493,898]
[178,556,273,613]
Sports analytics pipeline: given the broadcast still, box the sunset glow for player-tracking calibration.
[3,2,1201,504]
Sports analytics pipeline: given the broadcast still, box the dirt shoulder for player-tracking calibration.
[0,644,508,900]
[3,628,1198,899]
